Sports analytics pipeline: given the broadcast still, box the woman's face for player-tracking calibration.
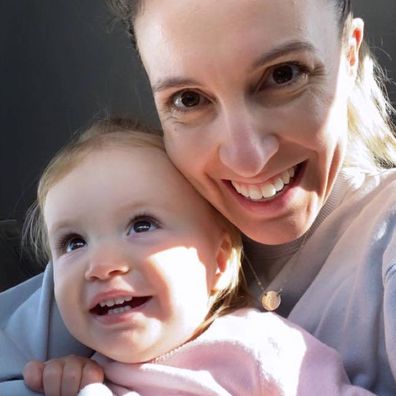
[135,0,360,244]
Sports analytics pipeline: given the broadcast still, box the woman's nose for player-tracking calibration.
[217,110,279,177]
[85,244,130,281]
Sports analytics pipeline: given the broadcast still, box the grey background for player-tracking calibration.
[1,0,395,224]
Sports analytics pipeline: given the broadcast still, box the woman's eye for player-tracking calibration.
[172,90,209,110]
[266,63,308,87]
[129,217,159,234]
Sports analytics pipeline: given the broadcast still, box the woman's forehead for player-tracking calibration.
[135,0,336,38]
[135,0,338,69]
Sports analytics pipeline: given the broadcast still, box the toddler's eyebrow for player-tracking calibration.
[47,220,76,238]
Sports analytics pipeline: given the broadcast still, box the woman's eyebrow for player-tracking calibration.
[251,40,317,70]
[151,77,201,94]
[151,41,316,94]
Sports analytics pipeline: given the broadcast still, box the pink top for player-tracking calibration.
[79,308,374,395]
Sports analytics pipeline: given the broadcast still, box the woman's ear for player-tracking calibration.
[211,233,234,292]
[347,18,364,77]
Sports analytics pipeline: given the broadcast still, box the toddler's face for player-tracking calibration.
[44,145,229,362]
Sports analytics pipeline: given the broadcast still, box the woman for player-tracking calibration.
[2,0,396,395]
[109,0,396,393]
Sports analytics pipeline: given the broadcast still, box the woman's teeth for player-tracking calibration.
[231,167,296,200]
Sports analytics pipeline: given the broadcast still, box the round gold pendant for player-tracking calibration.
[261,290,281,311]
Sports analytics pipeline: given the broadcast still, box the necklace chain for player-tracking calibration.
[245,232,309,312]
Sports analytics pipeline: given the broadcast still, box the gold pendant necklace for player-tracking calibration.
[261,290,282,311]
[245,232,309,312]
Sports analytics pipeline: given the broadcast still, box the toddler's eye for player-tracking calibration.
[171,90,209,111]
[65,237,86,253]
[128,216,160,234]
[55,234,86,255]
[133,220,154,233]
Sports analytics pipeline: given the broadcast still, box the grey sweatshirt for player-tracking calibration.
[1,168,395,395]
[244,168,396,395]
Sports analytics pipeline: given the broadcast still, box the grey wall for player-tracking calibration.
[1,0,395,224]
[354,0,396,98]
[0,1,157,224]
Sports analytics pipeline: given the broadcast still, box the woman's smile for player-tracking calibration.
[228,164,298,201]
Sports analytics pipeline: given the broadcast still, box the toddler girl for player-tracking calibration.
[24,119,372,396]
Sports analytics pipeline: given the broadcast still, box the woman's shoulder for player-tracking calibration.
[343,167,396,201]
[336,167,396,222]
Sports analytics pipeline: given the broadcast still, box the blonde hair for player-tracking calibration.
[24,118,251,329]
[345,39,396,170]
[106,0,396,171]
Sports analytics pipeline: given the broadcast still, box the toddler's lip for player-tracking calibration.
[90,295,152,316]
[89,290,151,312]
[89,290,134,310]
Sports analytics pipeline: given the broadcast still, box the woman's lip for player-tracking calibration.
[224,162,306,207]
[229,165,297,200]
[231,165,296,187]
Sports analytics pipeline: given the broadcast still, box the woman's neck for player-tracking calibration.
[242,169,352,283]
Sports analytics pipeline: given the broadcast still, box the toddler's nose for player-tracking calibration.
[85,244,130,281]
